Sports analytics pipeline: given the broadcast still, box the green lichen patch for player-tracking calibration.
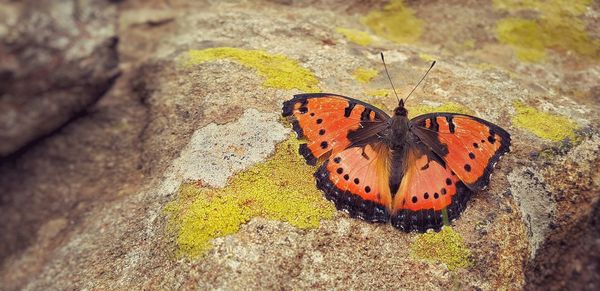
[361,0,423,43]
[179,47,320,91]
[164,137,335,258]
[494,0,600,62]
[410,227,472,271]
[408,102,474,119]
[352,67,379,84]
[512,101,578,142]
[335,27,374,46]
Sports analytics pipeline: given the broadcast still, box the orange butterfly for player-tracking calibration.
[282,57,510,232]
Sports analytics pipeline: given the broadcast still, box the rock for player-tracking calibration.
[0,0,599,290]
[0,0,119,157]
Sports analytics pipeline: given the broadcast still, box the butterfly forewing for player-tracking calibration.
[410,113,511,190]
[282,93,390,165]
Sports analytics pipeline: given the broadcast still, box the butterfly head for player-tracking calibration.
[380,52,435,118]
[394,99,408,117]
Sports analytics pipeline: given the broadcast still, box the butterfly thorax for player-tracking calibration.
[389,102,409,150]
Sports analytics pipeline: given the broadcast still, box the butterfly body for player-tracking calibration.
[282,93,510,232]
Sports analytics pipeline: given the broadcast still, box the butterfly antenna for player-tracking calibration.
[380,52,400,103]
[404,60,436,104]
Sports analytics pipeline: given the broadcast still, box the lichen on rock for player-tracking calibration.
[494,0,600,62]
[335,28,374,46]
[408,102,474,119]
[164,137,335,257]
[352,67,378,84]
[364,88,391,98]
[511,101,578,142]
[179,47,320,92]
[410,227,471,271]
[361,0,423,43]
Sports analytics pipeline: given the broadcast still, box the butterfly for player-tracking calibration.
[281,62,510,232]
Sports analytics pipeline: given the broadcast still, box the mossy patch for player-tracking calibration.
[408,102,474,119]
[164,137,335,258]
[410,227,471,271]
[179,47,320,91]
[335,27,374,46]
[361,0,423,43]
[512,101,578,142]
[494,0,600,62]
[352,67,379,84]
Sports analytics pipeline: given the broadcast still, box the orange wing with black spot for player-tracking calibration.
[410,113,511,191]
[389,142,474,232]
[314,142,393,222]
[282,93,390,165]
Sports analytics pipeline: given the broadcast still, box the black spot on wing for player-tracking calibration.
[315,162,389,223]
[390,181,473,232]
[344,102,357,117]
[430,118,439,132]
[361,107,372,121]
[410,112,512,191]
[446,115,455,133]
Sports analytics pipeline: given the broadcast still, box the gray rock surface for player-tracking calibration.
[0,0,119,157]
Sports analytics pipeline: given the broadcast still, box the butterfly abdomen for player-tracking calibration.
[388,148,407,196]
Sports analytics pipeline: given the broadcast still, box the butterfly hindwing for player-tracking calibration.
[389,142,474,232]
[314,142,392,222]
[282,93,389,165]
[410,113,511,191]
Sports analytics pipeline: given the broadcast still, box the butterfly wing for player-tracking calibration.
[390,141,474,232]
[282,93,390,165]
[315,142,393,222]
[409,113,511,191]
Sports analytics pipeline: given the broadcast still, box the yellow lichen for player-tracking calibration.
[352,67,379,84]
[164,137,335,258]
[494,0,600,62]
[410,227,471,271]
[419,53,438,62]
[408,102,474,119]
[462,39,476,49]
[512,101,578,142]
[496,19,546,62]
[364,88,391,98]
[361,0,423,43]
[179,47,320,91]
[335,27,374,46]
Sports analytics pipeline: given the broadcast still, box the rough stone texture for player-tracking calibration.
[0,0,119,157]
[0,0,599,290]
[160,108,289,192]
[508,167,554,258]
